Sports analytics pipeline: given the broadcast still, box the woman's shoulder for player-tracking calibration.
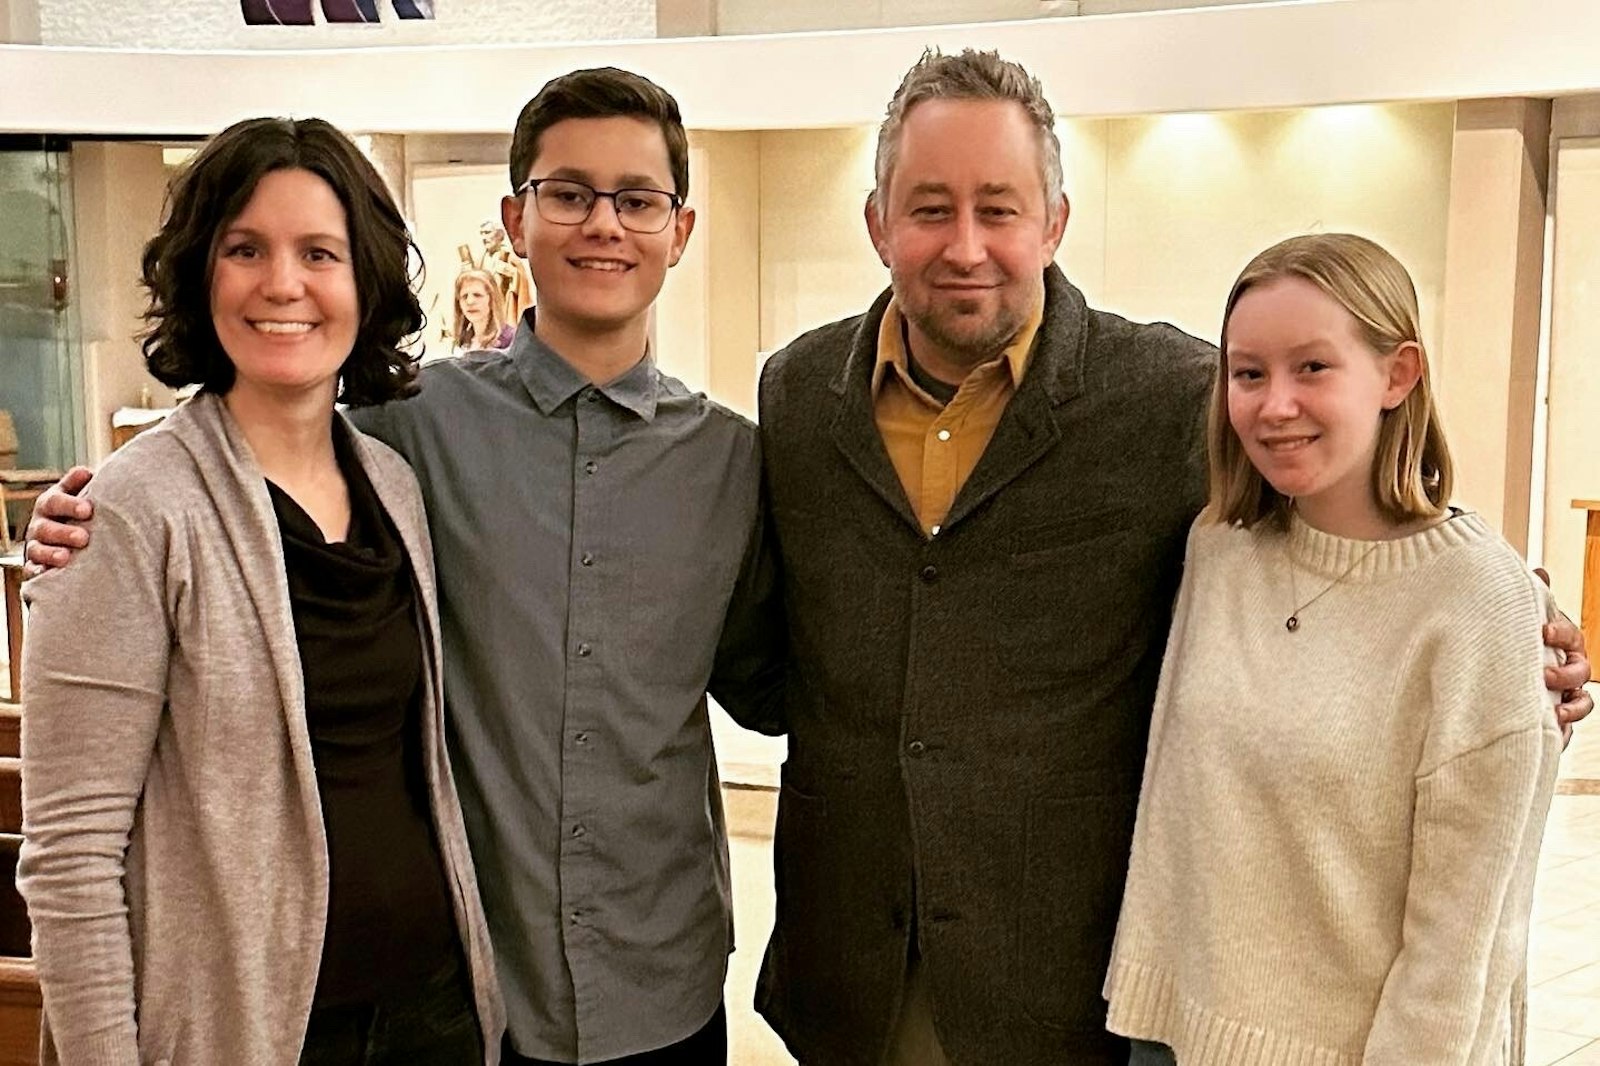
[1184,512,1264,565]
[82,418,208,523]
[1424,514,1553,624]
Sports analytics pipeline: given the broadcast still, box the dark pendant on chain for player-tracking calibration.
[1285,615,1300,632]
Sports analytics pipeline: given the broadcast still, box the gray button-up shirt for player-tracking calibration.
[352,323,784,1063]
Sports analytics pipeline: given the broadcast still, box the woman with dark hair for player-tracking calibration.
[451,268,515,353]
[17,117,503,1065]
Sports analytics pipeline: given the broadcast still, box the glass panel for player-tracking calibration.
[0,137,85,473]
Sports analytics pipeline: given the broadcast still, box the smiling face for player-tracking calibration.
[209,167,358,406]
[1224,275,1420,536]
[866,98,1065,381]
[500,114,693,355]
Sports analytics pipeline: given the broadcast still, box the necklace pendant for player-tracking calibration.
[1285,615,1300,632]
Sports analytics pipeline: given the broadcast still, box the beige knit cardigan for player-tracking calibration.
[19,392,505,1066]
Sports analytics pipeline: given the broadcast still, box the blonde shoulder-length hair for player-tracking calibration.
[1206,232,1454,530]
[451,268,509,350]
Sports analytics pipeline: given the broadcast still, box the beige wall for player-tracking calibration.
[693,131,762,418]
[1542,135,1600,620]
[1091,103,1455,345]
[70,142,169,462]
[654,144,712,395]
[756,127,883,354]
[717,0,1047,34]
[696,0,1280,35]
[1436,99,1550,550]
[744,103,1454,350]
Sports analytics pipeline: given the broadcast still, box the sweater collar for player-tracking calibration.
[1285,509,1489,582]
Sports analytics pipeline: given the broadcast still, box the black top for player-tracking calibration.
[905,348,960,407]
[268,426,458,1008]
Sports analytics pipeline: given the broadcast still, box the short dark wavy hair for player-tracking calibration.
[508,68,689,199]
[140,116,422,406]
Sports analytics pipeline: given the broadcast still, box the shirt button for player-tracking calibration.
[908,740,926,757]
[936,429,952,442]
[576,642,592,658]
[570,911,583,925]
[920,565,938,583]
[929,524,942,537]
[580,552,594,566]
[574,731,590,745]
[584,460,598,475]
[571,824,587,838]
[585,391,600,403]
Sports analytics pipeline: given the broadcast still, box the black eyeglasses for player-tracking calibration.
[514,177,682,234]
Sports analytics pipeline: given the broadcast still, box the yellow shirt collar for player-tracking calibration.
[870,296,1043,398]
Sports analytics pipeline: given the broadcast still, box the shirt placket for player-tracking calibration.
[562,384,610,1051]
[920,378,981,533]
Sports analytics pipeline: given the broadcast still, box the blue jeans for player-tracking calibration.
[298,954,482,1065]
[1128,1039,1178,1066]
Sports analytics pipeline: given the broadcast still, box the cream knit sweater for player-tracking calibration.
[1104,512,1562,1065]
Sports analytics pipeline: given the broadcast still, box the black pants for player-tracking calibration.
[299,955,483,1065]
[1127,1039,1178,1066]
[501,1004,727,1065]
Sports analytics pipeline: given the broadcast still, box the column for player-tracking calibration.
[1436,97,1551,552]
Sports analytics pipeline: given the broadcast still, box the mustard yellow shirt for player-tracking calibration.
[871,298,1043,536]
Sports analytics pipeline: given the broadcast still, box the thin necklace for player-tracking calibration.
[1285,541,1379,632]
[1283,506,1469,631]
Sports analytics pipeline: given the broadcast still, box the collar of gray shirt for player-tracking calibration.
[512,315,661,422]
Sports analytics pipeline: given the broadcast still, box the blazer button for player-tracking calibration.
[919,565,938,583]
[907,740,926,757]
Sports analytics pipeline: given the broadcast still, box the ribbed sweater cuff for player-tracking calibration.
[1105,958,1360,1066]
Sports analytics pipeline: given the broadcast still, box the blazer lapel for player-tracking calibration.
[940,266,1088,532]
[828,291,924,535]
[940,385,1060,531]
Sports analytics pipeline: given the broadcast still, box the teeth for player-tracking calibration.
[572,259,629,272]
[251,321,315,334]
[1264,438,1313,451]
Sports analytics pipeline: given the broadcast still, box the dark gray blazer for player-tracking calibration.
[756,266,1215,1065]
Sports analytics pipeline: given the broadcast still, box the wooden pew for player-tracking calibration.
[0,834,36,1066]
[0,712,17,760]
[0,958,37,1066]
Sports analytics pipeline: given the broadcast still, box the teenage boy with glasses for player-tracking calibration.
[356,67,786,1066]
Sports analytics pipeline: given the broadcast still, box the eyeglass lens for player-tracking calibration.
[532,179,676,234]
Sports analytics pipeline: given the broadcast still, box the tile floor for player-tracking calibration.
[1526,722,1600,1063]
